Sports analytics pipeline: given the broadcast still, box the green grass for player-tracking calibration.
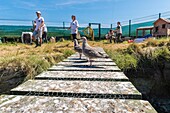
[104,38,170,79]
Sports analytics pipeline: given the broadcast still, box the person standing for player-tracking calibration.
[116,22,123,43]
[42,24,48,43]
[68,15,79,40]
[32,11,44,47]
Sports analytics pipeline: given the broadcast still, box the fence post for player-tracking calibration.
[159,13,161,19]
[63,22,65,29]
[111,24,113,29]
[129,20,131,37]
[99,23,101,40]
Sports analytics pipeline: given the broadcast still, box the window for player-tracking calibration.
[162,24,166,29]
[155,26,159,32]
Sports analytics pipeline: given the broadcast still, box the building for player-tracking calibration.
[136,26,153,38]
[153,18,170,37]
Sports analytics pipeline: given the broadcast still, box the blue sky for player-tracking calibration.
[0,0,170,27]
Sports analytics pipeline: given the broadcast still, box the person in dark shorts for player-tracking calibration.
[116,22,123,43]
[68,15,79,40]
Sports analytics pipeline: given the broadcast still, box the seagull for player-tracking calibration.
[74,39,82,59]
[81,36,109,66]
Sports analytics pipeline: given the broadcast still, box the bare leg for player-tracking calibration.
[90,60,92,66]
[39,38,42,46]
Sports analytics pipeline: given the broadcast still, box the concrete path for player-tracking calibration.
[0,48,157,113]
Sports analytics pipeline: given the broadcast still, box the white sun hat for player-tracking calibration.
[36,11,41,14]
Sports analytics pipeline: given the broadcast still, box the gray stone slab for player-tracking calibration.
[57,61,117,66]
[0,95,157,113]
[35,71,129,81]
[48,65,121,72]
[69,54,108,58]
[64,57,113,62]
[11,80,141,99]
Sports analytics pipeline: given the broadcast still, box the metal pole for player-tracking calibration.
[111,24,113,29]
[99,24,101,40]
[63,22,65,29]
[89,23,91,27]
[159,13,161,19]
[129,20,131,37]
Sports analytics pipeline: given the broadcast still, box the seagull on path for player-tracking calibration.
[81,36,109,66]
[74,39,82,59]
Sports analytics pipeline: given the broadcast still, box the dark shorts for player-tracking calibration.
[42,32,47,39]
[72,34,77,40]
[42,32,47,42]
[117,33,123,42]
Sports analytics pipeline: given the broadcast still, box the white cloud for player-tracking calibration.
[55,0,112,6]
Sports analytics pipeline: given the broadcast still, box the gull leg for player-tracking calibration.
[79,53,82,59]
[89,59,92,66]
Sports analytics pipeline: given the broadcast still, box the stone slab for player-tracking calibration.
[11,80,141,99]
[35,71,129,81]
[0,95,157,113]
[63,58,113,62]
[57,61,116,66]
[48,65,121,72]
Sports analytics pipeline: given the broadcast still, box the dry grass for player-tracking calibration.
[0,41,75,81]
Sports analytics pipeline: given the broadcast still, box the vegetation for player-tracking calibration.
[0,41,74,93]
[1,36,169,113]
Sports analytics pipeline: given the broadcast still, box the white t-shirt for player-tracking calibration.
[70,20,79,34]
[117,25,122,34]
[42,24,47,32]
[35,17,44,31]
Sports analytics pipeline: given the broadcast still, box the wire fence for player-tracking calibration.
[0,11,170,41]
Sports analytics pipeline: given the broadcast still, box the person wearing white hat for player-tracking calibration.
[32,11,45,47]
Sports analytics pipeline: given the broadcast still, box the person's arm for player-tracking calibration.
[76,20,79,29]
[116,26,120,30]
[75,20,79,32]
[68,26,71,30]
[42,26,44,34]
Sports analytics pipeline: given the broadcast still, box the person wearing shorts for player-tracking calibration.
[116,22,123,43]
[32,11,44,47]
[68,15,79,40]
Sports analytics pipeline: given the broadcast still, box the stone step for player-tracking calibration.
[64,57,113,62]
[0,95,157,113]
[48,65,121,72]
[10,80,141,99]
[68,54,108,59]
[35,71,129,81]
[57,61,117,66]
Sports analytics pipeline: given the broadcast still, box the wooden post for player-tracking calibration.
[111,24,113,29]
[99,24,101,40]
[159,13,161,19]
[89,23,91,27]
[63,22,65,29]
[129,20,131,37]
